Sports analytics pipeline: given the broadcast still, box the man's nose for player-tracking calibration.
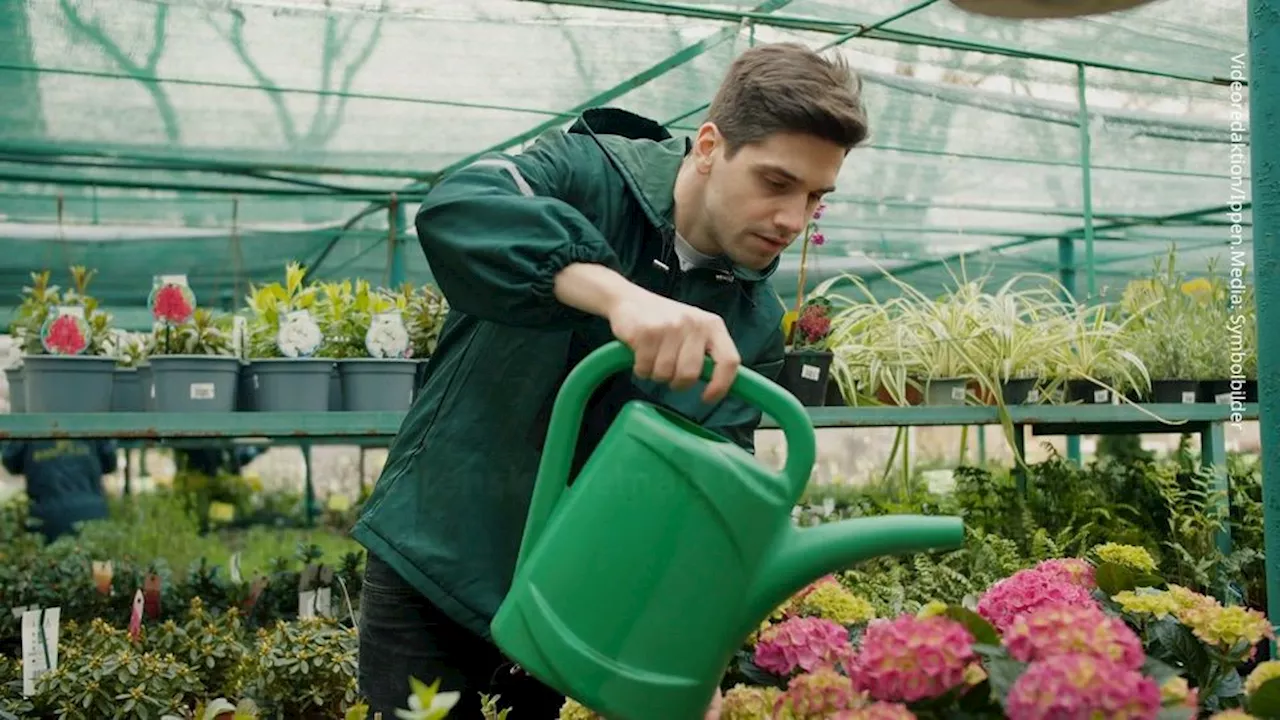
[774,199,808,237]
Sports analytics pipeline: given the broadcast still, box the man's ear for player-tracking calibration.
[692,122,722,173]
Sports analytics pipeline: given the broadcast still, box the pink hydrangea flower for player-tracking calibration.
[754,616,853,677]
[1003,604,1145,670]
[1005,654,1161,720]
[773,666,861,717]
[847,614,975,703]
[1032,558,1096,589]
[976,566,1101,632]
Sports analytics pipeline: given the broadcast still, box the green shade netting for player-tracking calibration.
[0,0,1250,328]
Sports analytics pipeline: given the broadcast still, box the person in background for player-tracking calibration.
[2,438,118,542]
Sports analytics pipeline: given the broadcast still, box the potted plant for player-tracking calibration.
[242,262,329,412]
[316,279,417,412]
[1047,303,1150,404]
[16,266,117,413]
[779,296,836,406]
[146,308,240,413]
[1121,251,1206,404]
[776,204,837,406]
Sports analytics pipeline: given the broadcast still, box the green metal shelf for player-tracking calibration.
[0,403,1258,440]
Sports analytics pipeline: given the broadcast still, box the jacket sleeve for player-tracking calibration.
[704,325,787,455]
[416,131,623,329]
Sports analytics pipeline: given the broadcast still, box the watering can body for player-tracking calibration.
[490,340,964,719]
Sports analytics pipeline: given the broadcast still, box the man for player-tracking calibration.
[2,439,118,542]
[351,41,868,716]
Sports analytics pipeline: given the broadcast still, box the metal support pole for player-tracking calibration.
[1246,0,1280,644]
[1059,237,1082,464]
[1076,64,1097,300]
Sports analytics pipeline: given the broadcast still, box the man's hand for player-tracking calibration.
[553,263,742,404]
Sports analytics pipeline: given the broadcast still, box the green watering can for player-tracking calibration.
[490,340,965,719]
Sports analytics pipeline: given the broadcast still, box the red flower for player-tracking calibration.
[152,284,193,324]
[46,315,87,355]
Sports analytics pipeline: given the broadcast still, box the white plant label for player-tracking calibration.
[21,607,59,697]
[229,552,242,585]
[1181,391,1196,404]
[950,385,966,401]
[298,588,332,619]
[150,382,156,399]
[1026,389,1040,402]
[158,274,189,288]
[800,364,821,381]
[1093,389,1109,403]
[1216,392,1232,404]
[232,315,247,359]
[58,305,85,320]
[190,382,216,400]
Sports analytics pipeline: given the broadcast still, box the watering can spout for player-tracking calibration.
[748,515,965,622]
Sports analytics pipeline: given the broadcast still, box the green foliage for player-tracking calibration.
[147,309,235,357]
[234,617,358,718]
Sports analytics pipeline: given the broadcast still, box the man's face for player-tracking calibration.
[695,126,845,270]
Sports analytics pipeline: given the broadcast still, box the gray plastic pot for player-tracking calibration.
[5,367,24,413]
[245,358,333,411]
[924,378,969,406]
[22,354,116,413]
[149,355,240,413]
[339,359,417,411]
[111,368,145,412]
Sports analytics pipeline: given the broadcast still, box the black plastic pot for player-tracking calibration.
[1199,378,1257,404]
[1149,379,1199,404]
[1000,378,1040,404]
[1065,378,1112,404]
[778,350,834,406]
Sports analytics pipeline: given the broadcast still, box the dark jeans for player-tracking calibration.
[357,552,564,718]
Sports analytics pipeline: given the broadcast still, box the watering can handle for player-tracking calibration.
[513,339,817,576]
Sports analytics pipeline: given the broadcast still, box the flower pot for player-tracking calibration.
[4,366,24,413]
[873,382,922,406]
[236,362,255,411]
[1148,379,1199,404]
[1065,378,1112,404]
[22,354,116,413]
[924,378,968,406]
[138,364,155,411]
[1000,377,1041,405]
[777,350,833,407]
[1199,378,1256,404]
[329,364,343,410]
[111,368,145,412]
[245,358,332,412]
[340,358,418,411]
[149,355,240,413]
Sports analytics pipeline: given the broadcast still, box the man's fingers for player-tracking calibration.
[702,329,740,403]
[631,330,659,379]
[649,331,681,384]
[672,330,708,391]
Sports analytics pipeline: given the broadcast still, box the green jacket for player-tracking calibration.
[351,108,786,640]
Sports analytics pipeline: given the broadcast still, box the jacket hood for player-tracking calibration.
[567,107,779,283]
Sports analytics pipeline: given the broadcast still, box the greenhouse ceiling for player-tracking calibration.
[0,0,1250,322]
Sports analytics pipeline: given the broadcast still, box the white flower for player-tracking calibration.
[366,313,410,358]
[277,313,322,358]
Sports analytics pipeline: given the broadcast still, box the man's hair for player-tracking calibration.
[707,42,868,156]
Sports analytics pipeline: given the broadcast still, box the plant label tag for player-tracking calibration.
[233,315,247,358]
[91,560,113,595]
[1026,389,1040,402]
[800,364,821,381]
[189,382,216,400]
[1181,391,1196,404]
[298,590,317,620]
[158,274,189,287]
[11,604,35,619]
[253,373,260,390]
[1093,389,1109,403]
[21,607,59,697]
[150,382,156,399]
[950,385,966,401]
[1216,392,1232,404]
[143,573,162,619]
[229,552,242,584]
[316,587,332,618]
[58,305,85,320]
